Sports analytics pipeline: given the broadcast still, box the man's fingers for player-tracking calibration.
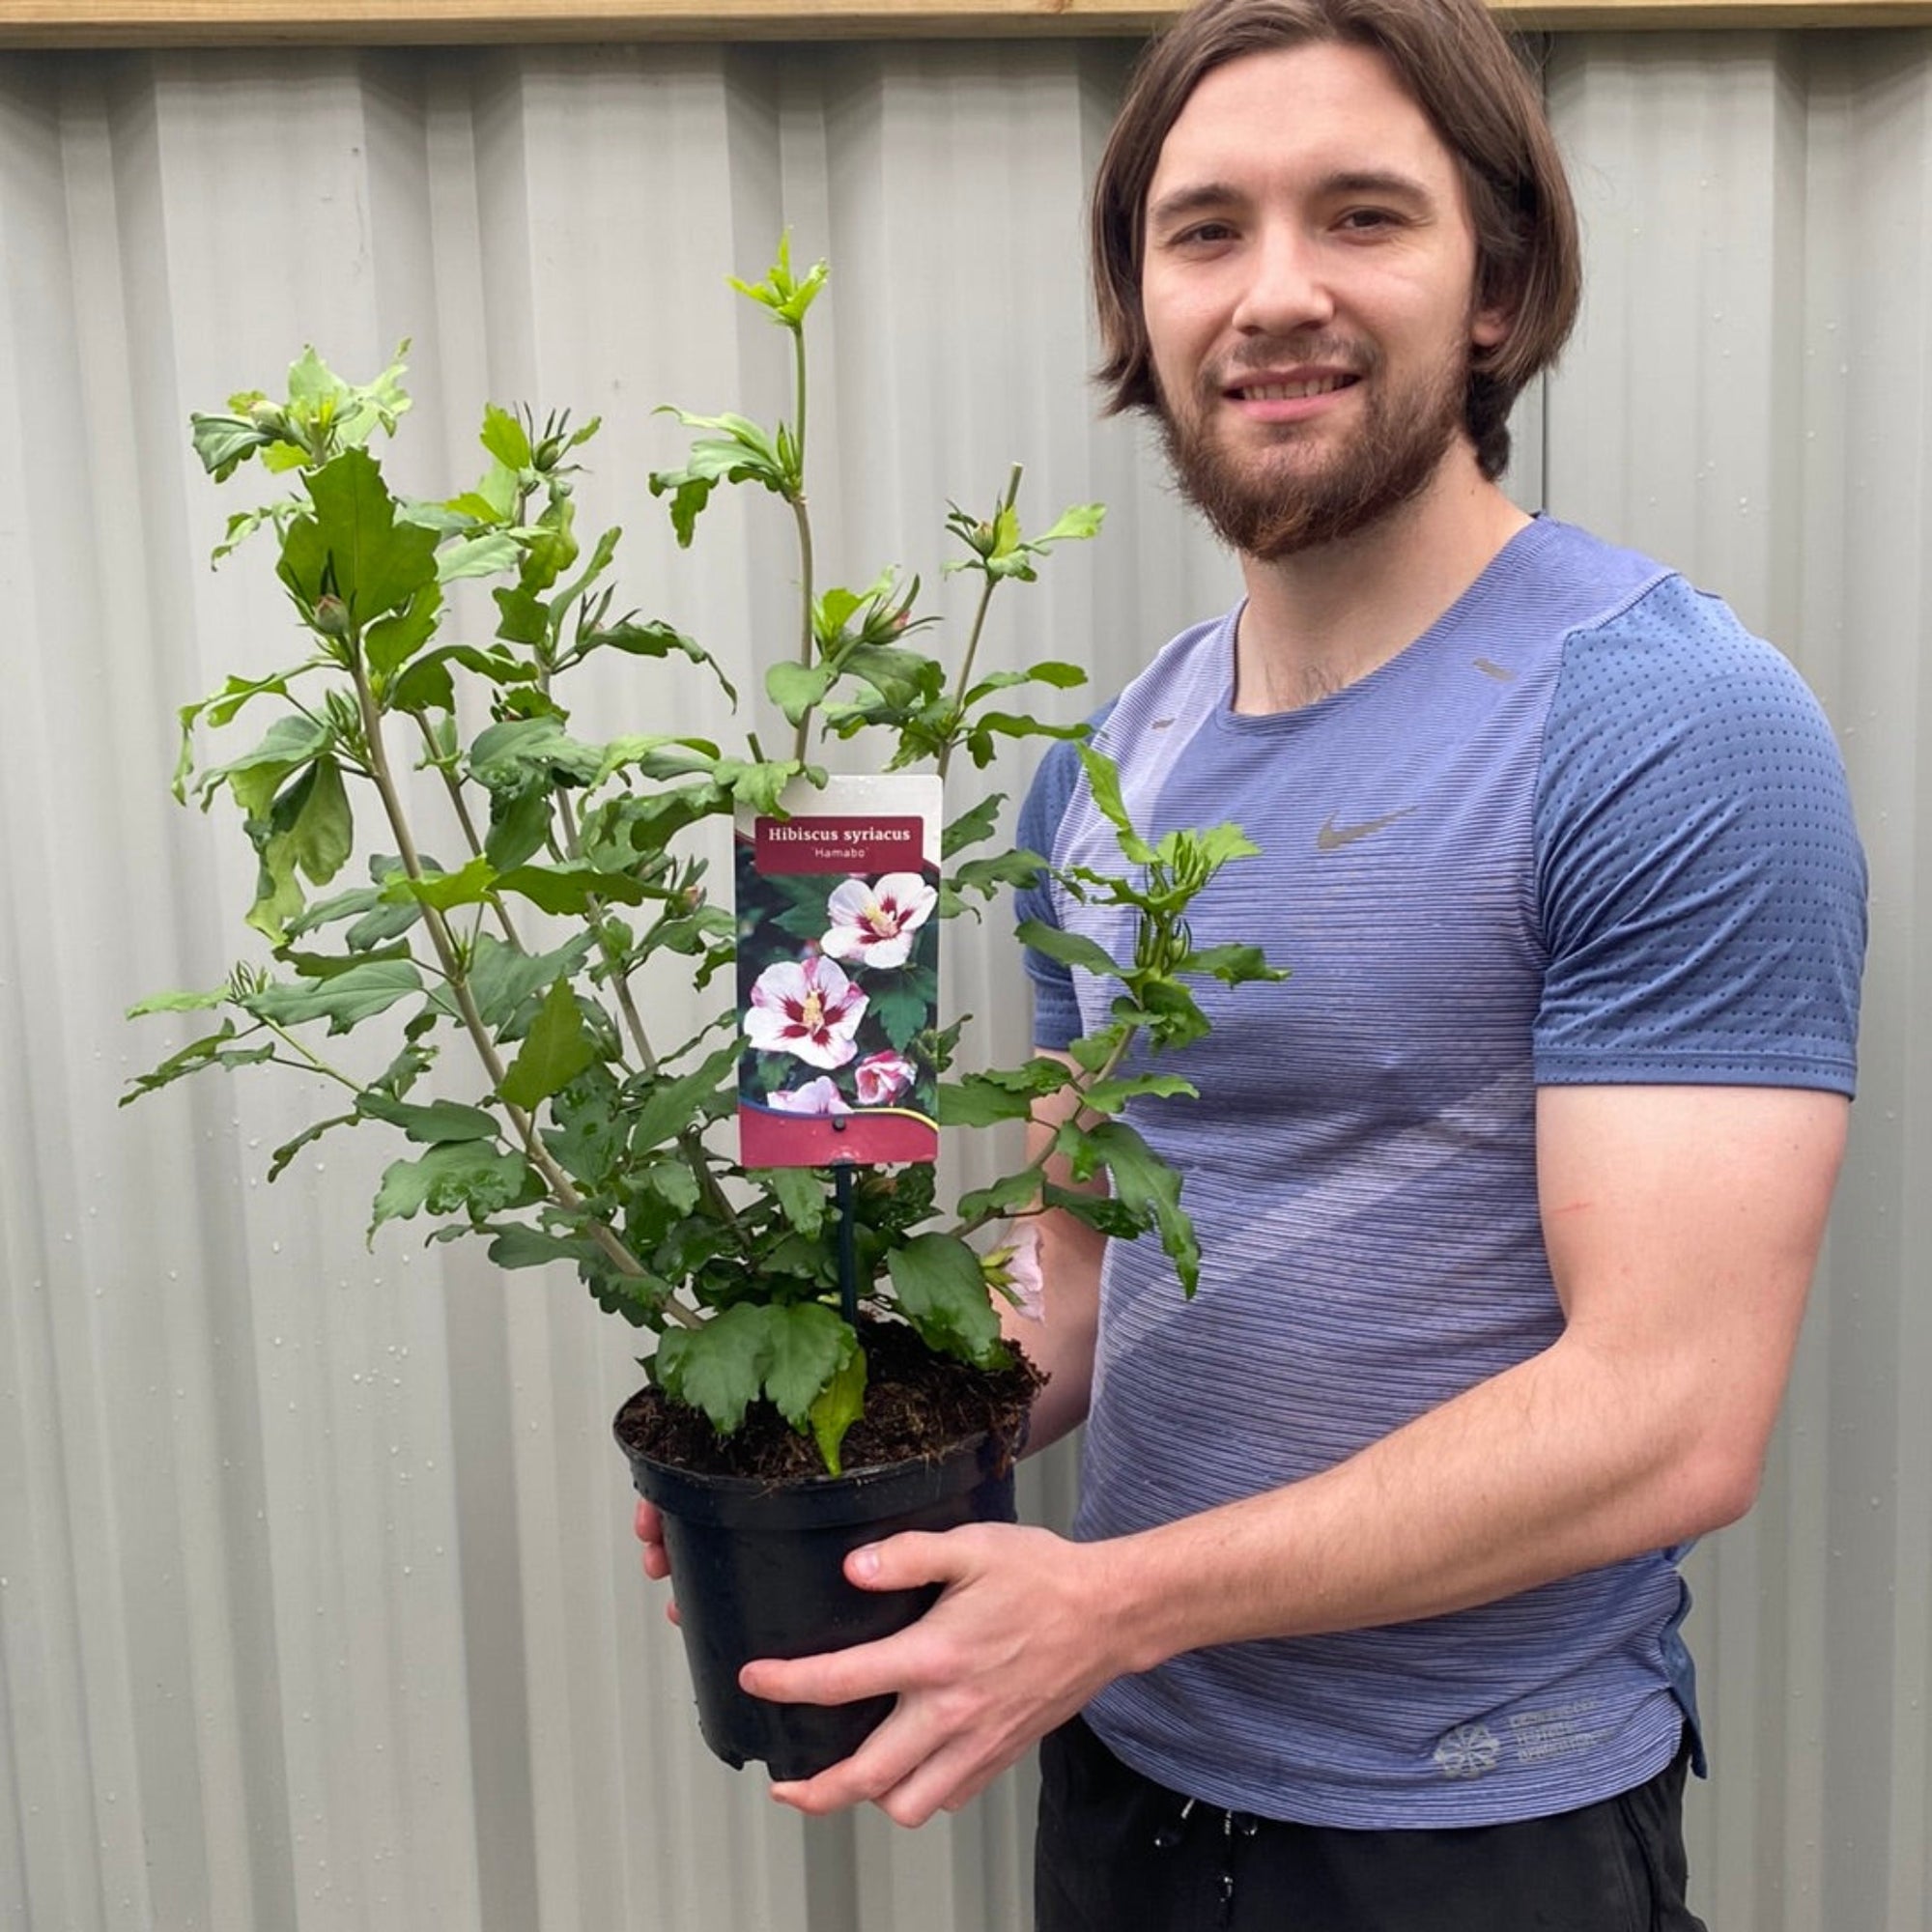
[844,1526,978,1592]
[741,1634,908,1709]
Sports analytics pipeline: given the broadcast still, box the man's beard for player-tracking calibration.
[1156,334,1469,560]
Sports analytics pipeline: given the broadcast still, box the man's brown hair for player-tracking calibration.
[1091,0,1580,480]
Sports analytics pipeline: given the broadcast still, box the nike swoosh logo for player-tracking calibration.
[1316,807,1414,852]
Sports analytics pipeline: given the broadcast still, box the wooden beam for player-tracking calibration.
[1,0,1925,44]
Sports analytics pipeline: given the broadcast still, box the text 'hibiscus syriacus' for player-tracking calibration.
[819,873,938,972]
[745,955,867,1069]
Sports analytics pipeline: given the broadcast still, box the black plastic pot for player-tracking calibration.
[614,1393,1020,1781]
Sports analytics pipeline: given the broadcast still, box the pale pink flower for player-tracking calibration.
[820,873,938,972]
[764,1077,850,1116]
[982,1221,1044,1322]
[853,1050,916,1107]
[744,955,867,1070]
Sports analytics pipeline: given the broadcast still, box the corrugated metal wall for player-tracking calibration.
[0,26,1924,1930]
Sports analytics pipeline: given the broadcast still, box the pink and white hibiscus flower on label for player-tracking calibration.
[764,1077,850,1116]
[819,872,938,972]
[852,1050,916,1107]
[744,954,867,1069]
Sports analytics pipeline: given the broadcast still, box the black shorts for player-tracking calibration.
[1036,1714,1707,1932]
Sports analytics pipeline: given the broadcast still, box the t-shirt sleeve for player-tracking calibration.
[1532,581,1866,1095]
[1013,731,1091,1053]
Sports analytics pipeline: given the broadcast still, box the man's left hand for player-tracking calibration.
[741,1521,1121,1827]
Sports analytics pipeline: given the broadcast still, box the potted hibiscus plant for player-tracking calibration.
[128,241,1279,1780]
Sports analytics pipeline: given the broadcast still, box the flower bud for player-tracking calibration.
[313,594,352,639]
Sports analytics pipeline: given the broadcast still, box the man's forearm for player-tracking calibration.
[1089,1324,1752,1679]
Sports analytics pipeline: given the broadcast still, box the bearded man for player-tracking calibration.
[640,1,1867,1923]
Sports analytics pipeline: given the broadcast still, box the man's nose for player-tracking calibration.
[1230,227,1335,337]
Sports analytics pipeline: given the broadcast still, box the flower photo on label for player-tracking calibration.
[853,1051,916,1107]
[745,954,868,1070]
[820,873,938,972]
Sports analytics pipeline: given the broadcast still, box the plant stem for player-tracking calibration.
[936,465,1023,782]
[788,321,816,768]
[553,792,752,1246]
[347,644,699,1330]
[255,1018,361,1089]
[946,1025,1138,1243]
[413,714,526,952]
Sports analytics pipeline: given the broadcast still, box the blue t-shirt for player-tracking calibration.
[1016,516,1866,1829]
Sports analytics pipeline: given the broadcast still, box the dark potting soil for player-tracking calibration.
[615,1318,1043,1482]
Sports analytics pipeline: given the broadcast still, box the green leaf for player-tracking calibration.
[1077,1073,1198,1115]
[484,788,553,871]
[952,1168,1048,1225]
[838,644,943,709]
[357,1094,501,1144]
[1059,1116,1202,1295]
[590,734,722,789]
[365,580,443,679]
[1179,942,1286,987]
[869,972,933,1054]
[654,1304,774,1436]
[121,1019,244,1103]
[941,795,1005,860]
[762,1303,857,1433]
[494,863,646,915]
[198,712,330,816]
[479,403,532,470]
[809,1343,867,1476]
[962,663,1088,704]
[369,1140,543,1238]
[486,1225,603,1271]
[467,931,596,1033]
[277,942,412,980]
[497,977,599,1111]
[242,958,424,1034]
[937,1060,1074,1128]
[1076,745,1154,866]
[753,1165,829,1239]
[384,856,497,912]
[1014,917,1122,980]
[191,412,282,481]
[468,716,606,796]
[713,757,809,818]
[438,531,523,584]
[885,1232,1009,1370]
[290,755,353,885]
[127,987,227,1016]
[1036,502,1106,546]
[627,1039,740,1155]
[949,848,1045,905]
[572,618,738,702]
[292,447,441,624]
[766,660,835,725]
[267,1112,358,1181]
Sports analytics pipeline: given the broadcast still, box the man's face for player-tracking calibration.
[1139,42,1509,559]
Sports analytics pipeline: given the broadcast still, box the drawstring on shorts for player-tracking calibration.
[1150,1796,1261,1926]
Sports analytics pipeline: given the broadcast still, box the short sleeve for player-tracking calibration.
[1532,581,1866,1095]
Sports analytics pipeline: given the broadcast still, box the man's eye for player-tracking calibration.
[1338,209,1399,232]
[1173,221,1236,246]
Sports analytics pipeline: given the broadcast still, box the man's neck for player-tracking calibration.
[1230,455,1531,715]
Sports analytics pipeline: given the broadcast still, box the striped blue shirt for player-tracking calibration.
[1017,516,1865,1827]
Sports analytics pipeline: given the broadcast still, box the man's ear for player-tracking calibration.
[1471,301,1513,353]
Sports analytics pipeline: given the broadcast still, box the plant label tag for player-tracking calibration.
[734,774,942,1168]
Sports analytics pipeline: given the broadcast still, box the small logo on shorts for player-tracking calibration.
[1433,1723,1502,1779]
